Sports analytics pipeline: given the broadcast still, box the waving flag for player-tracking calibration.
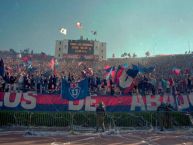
[76,21,82,29]
[104,65,111,70]
[60,28,67,35]
[27,60,32,68]
[105,67,115,80]
[61,78,89,100]
[115,66,138,94]
[49,58,55,70]
[132,64,155,74]
[126,69,139,78]
[114,65,125,84]
[132,64,139,70]
[21,55,33,70]
[104,66,115,80]
[91,30,97,35]
[21,56,30,63]
[144,66,155,73]
[172,68,181,75]
[48,58,58,75]
[105,66,115,73]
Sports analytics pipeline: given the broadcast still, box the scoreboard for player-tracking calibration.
[68,40,94,55]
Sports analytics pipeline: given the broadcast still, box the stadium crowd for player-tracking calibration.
[0,50,193,97]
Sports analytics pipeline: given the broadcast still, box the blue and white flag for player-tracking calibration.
[132,64,155,74]
[115,67,139,94]
[105,66,115,80]
[61,78,89,100]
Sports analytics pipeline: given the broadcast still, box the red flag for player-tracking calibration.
[49,58,55,70]
[21,56,29,62]
[104,65,111,70]
[172,68,181,75]
[49,58,58,75]
[115,66,124,84]
[111,70,116,81]
[76,22,82,29]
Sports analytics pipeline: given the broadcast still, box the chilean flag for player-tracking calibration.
[115,66,138,94]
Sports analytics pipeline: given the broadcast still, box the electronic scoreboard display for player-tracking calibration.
[68,40,94,55]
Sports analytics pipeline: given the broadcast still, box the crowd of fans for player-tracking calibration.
[0,50,193,97]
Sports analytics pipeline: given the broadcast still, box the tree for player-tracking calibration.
[23,48,30,54]
[145,51,150,57]
[128,53,131,58]
[9,48,16,54]
[31,50,34,55]
[133,53,137,58]
[124,52,127,57]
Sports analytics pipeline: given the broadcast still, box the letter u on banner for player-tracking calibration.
[4,93,21,108]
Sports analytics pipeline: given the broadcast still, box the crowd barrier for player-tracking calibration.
[0,111,192,130]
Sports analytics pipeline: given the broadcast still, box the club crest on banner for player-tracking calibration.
[62,78,89,100]
[69,83,81,99]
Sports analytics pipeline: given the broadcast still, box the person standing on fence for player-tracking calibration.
[96,102,106,132]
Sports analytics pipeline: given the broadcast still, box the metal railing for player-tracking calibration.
[0,111,192,131]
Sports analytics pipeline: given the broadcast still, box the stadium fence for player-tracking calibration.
[0,111,192,131]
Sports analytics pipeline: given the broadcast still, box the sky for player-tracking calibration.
[1,0,193,58]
